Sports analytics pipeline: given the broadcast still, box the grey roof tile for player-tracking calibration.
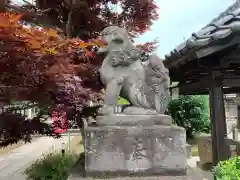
[175,42,187,53]
[165,1,240,61]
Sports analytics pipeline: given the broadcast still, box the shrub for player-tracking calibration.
[213,156,240,180]
[24,152,77,180]
[167,95,210,138]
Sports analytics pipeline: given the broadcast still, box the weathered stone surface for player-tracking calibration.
[68,165,209,180]
[97,26,170,116]
[84,125,187,177]
[96,114,172,126]
[197,135,212,165]
[186,144,192,158]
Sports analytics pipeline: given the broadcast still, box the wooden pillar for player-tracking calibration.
[170,79,173,96]
[237,105,240,129]
[237,94,240,129]
[209,70,230,166]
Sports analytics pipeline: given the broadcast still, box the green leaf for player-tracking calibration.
[167,95,210,138]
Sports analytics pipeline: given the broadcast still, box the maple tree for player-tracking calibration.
[5,0,159,41]
[136,38,159,53]
[0,12,105,104]
[0,0,160,146]
[0,13,105,146]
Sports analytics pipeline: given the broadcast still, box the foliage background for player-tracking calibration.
[213,156,240,180]
[167,95,210,138]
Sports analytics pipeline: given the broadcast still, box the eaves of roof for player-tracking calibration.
[164,1,240,67]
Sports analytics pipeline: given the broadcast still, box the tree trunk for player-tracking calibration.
[66,10,73,38]
[66,0,74,38]
[80,128,85,143]
[75,116,87,145]
[80,118,88,143]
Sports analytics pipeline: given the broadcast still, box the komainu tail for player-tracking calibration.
[145,54,170,113]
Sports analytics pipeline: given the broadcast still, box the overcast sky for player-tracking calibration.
[135,0,236,58]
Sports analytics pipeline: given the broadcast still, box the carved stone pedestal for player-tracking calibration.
[84,117,187,178]
[96,114,172,126]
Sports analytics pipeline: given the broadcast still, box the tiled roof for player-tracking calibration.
[165,1,240,62]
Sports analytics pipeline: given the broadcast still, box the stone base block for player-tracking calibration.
[84,125,187,177]
[96,114,172,126]
[186,144,192,158]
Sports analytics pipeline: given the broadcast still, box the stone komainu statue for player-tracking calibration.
[97,26,170,115]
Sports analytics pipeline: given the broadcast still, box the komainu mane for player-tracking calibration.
[97,26,170,115]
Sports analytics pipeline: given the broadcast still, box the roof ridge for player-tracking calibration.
[165,0,240,62]
[203,0,240,29]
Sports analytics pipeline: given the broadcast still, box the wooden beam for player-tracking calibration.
[178,77,209,94]
[176,72,240,95]
[169,61,209,82]
[222,74,240,87]
[209,70,230,166]
[196,36,239,59]
[177,87,240,95]
[223,87,240,94]
[223,79,240,87]
[164,51,198,70]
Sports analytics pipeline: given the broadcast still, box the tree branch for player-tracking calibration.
[6,3,52,27]
[66,0,73,38]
